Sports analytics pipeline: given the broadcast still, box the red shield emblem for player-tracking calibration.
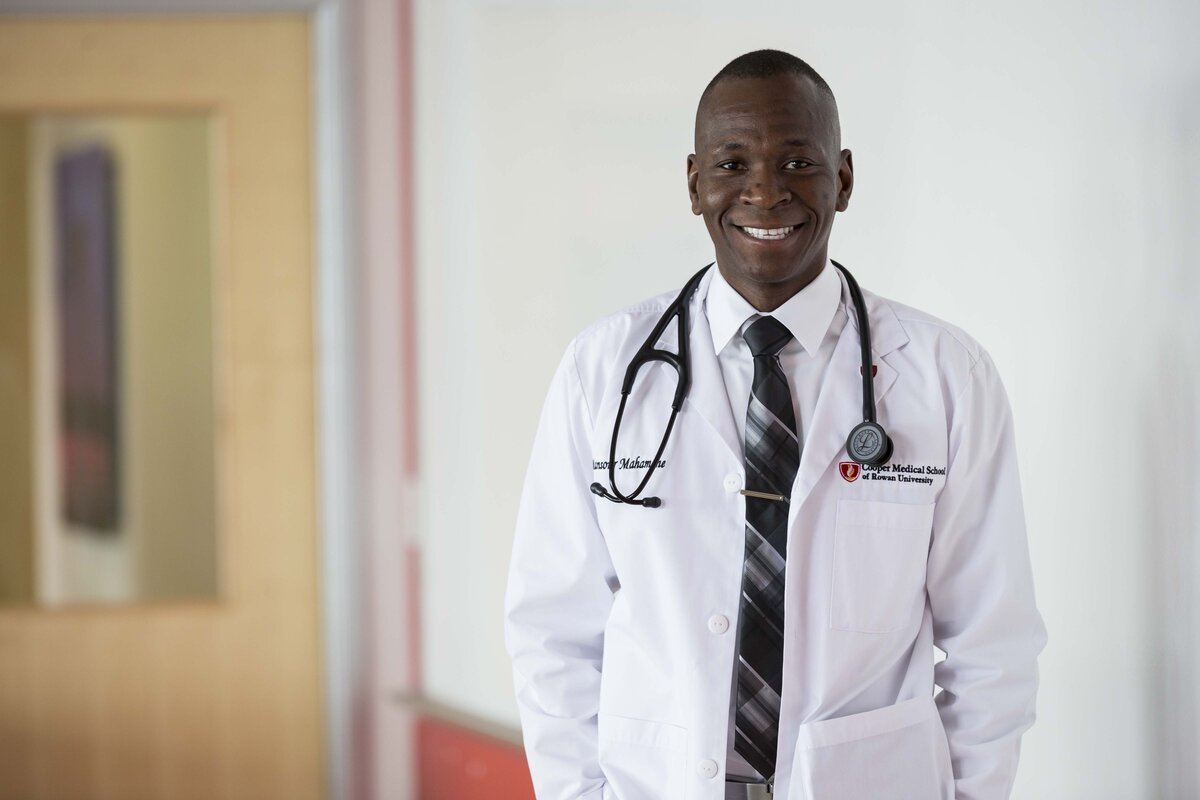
[858,364,878,377]
[839,462,860,482]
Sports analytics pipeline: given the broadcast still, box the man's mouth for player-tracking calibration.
[736,225,797,241]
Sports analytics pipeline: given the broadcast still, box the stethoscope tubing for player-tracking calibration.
[593,264,708,507]
[591,260,887,508]
[833,260,877,424]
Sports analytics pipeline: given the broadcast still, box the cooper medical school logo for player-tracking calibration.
[842,461,947,485]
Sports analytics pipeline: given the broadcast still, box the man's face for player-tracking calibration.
[687,74,853,309]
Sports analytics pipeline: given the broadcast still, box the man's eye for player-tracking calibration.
[717,161,742,170]
[785,160,813,169]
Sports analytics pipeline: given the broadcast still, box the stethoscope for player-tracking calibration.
[590,260,893,508]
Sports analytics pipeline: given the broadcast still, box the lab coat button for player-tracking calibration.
[723,473,741,492]
[697,759,719,779]
[707,614,729,635]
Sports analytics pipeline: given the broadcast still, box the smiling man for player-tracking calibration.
[505,50,1046,800]
[688,57,848,312]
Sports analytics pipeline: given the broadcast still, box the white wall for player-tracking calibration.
[414,1,1200,797]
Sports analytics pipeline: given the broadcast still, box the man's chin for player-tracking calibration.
[724,256,814,288]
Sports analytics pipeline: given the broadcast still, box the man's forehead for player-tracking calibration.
[696,102,835,152]
[695,75,837,149]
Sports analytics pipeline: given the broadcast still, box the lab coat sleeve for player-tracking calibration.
[926,350,1048,800]
[504,340,616,800]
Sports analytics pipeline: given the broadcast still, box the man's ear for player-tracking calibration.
[836,149,854,212]
[687,154,701,215]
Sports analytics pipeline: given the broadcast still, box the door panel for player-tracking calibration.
[0,17,321,800]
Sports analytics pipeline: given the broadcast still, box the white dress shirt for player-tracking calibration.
[703,260,847,781]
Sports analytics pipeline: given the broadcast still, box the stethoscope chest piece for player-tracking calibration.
[846,420,893,467]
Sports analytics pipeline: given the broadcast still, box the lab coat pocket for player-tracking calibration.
[791,695,954,800]
[830,499,935,633]
[597,713,687,800]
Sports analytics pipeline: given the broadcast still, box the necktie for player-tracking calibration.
[734,315,799,780]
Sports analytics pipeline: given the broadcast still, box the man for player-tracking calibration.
[505,49,1046,800]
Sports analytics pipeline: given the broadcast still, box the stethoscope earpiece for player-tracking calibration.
[591,481,661,508]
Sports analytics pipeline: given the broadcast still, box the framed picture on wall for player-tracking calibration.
[55,145,120,533]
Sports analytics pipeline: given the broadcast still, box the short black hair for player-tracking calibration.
[701,49,836,107]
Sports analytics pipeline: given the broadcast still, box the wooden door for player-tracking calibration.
[0,16,323,800]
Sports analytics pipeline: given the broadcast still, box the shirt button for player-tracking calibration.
[707,614,730,635]
[697,759,719,779]
[723,473,741,492]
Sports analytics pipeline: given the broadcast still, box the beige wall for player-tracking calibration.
[0,17,323,800]
[0,117,34,605]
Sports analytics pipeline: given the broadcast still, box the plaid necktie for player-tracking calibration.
[734,315,799,780]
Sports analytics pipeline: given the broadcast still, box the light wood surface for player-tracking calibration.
[0,16,323,800]
[0,118,34,605]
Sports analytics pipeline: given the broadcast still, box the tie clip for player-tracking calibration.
[739,489,787,502]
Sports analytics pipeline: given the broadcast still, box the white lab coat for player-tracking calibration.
[504,266,1047,800]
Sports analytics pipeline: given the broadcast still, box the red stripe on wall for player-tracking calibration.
[404,542,423,689]
[416,717,535,800]
[396,0,423,699]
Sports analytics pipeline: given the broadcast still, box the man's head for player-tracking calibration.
[687,50,853,311]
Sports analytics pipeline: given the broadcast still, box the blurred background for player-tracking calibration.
[0,1,1197,799]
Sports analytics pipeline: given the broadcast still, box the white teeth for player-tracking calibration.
[742,226,794,240]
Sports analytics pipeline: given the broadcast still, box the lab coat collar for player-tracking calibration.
[789,267,909,512]
[836,267,909,360]
[682,266,743,463]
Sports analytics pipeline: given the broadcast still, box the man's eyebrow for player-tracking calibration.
[710,138,817,153]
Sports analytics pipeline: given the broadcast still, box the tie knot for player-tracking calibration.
[743,315,793,357]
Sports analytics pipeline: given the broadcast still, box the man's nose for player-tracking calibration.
[740,166,791,208]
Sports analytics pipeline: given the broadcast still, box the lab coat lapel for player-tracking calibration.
[682,268,742,464]
[791,275,907,511]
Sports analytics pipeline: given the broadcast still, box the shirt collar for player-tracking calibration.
[704,259,842,356]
